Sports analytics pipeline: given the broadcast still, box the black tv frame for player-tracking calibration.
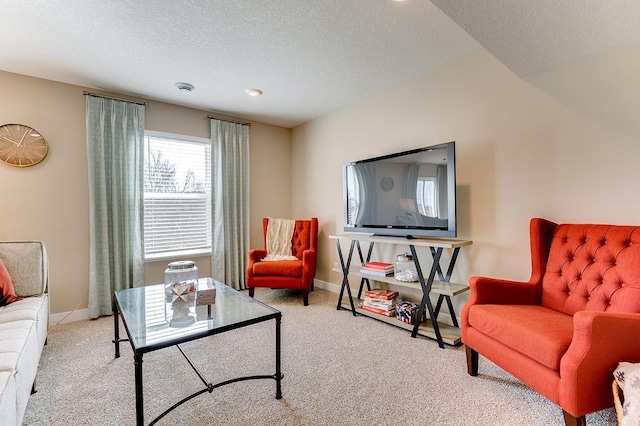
[342,141,457,239]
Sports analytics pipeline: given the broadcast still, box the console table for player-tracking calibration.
[329,234,472,348]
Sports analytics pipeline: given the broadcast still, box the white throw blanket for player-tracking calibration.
[262,218,299,261]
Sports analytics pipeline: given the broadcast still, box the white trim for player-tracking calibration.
[313,278,342,293]
[50,308,90,325]
[50,279,456,325]
[145,129,210,145]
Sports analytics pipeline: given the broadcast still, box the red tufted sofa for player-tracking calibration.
[463,218,640,426]
[246,218,318,306]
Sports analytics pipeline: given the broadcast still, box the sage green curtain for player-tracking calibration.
[86,96,145,318]
[210,118,250,289]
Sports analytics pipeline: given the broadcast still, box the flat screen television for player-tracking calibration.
[343,141,456,238]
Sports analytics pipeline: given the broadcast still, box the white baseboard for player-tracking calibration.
[50,308,90,325]
[313,278,342,293]
[50,280,458,326]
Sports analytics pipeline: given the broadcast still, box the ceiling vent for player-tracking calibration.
[175,82,195,93]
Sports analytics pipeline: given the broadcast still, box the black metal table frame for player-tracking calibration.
[335,238,461,348]
[113,293,282,426]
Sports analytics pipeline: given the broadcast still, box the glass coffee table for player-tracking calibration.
[113,279,282,426]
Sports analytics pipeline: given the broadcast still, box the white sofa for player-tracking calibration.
[0,241,49,426]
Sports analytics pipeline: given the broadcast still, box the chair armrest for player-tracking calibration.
[246,249,267,288]
[559,311,640,414]
[301,249,317,288]
[248,249,267,265]
[467,276,542,306]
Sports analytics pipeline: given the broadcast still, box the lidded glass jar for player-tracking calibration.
[164,260,198,326]
[394,253,419,282]
[164,260,199,296]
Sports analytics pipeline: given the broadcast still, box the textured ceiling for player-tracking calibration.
[1,1,639,128]
[0,0,480,128]
[430,0,640,76]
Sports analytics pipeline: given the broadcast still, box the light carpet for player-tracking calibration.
[23,288,617,425]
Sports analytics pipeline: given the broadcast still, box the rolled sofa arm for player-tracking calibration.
[0,241,48,297]
[559,311,640,415]
[467,276,541,306]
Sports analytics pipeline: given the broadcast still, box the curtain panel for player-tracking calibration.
[210,119,250,289]
[86,96,145,318]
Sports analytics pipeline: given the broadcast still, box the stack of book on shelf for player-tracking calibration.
[359,288,399,317]
[359,261,394,277]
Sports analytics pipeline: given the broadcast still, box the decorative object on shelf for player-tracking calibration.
[380,177,394,191]
[364,288,399,300]
[394,253,419,282]
[0,123,49,167]
[360,288,399,317]
[360,261,394,277]
[395,300,425,325]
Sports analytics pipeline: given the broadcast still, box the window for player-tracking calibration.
[416,177,437,217]
[143,131,211,260]
[346,167,360,225]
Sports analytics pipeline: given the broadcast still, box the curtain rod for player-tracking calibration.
[83,91,149,106]
[207,115,251,126]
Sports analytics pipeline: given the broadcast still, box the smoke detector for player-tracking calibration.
[175,82,195,93]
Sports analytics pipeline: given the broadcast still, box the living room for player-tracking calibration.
[1,1,639,425]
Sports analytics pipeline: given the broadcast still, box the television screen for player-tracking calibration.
[343,141,456,238]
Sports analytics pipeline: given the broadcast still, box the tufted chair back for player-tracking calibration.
[262,218,317,258]
[542,224,640,316]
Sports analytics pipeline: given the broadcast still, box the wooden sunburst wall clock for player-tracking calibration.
[0,123,49,167]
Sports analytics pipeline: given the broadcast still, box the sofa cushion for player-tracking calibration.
[0,260,20,305]
[0,371,16,426]
[0,295,47,324]
[542,224,640,316]
[468,304,574,371]
[0,241,48,297]
[252,259,302,277]
[0,320,34,373]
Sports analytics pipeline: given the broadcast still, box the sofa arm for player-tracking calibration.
[467,276,541,306]
[0,241,48,297]
[559,311,640,415]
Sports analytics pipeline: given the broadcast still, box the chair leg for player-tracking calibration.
[562,410,586,426]
[466,345,479,376]
[302,289,309,306]
[248,287,255,298]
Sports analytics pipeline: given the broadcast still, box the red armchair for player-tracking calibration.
[463,218,640,426]
[246,218,318,306]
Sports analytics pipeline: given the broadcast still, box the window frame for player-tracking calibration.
[143,130,212,262]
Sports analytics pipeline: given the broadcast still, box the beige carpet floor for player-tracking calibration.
[23,287,617,425]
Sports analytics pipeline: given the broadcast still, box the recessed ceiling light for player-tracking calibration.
[245,88,263,97]
[175,82,195,93]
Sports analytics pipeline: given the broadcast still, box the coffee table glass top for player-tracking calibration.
[114,279,280,353]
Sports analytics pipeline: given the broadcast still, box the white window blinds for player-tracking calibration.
[143,132,211,258]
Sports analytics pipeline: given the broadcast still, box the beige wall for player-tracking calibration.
[0,70,291,317]
[291,50,640,314]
